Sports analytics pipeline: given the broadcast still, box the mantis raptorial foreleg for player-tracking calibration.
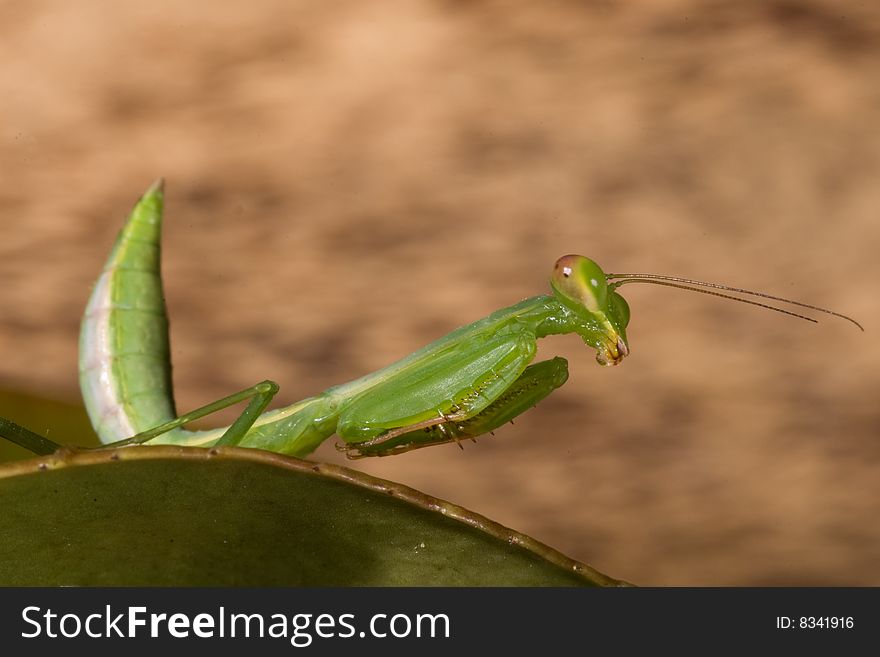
[335,328,539,444]
[343,357,569,458]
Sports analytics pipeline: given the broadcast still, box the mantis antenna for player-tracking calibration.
[607,273,864,331]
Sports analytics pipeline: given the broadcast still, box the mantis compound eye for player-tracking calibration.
[551,255,609,314]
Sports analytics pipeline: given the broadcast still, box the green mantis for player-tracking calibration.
[1,180,864,459]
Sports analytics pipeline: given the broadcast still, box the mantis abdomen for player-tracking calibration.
[79,181,177,442]
[78,182,334,454]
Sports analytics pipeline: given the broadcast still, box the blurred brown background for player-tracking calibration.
[1,0,878,585]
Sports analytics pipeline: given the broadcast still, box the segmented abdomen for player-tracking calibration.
[79,181,177,443]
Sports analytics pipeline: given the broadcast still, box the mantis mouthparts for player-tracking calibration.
[595,335,629,367]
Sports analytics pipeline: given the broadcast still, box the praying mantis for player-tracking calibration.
[0,180,864,459]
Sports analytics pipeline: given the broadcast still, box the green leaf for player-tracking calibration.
[0,446,624,586]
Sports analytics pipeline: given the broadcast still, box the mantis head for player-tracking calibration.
[551,255,631,366]
[551,254,863,368]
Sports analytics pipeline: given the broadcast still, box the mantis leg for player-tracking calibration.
[0,417,64,455]
[100,380,279,449]
[0,381,279,455]
[342,357,569,457]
